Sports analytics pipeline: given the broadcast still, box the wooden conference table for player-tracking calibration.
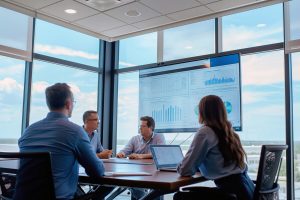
[0,158,205,200]
[79,158,205,199]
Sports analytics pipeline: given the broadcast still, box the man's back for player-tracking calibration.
[19,112,104,200]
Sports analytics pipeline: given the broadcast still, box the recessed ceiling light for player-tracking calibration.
[65,9,77,14]
[125,10,141,17]
[256,23,266,28]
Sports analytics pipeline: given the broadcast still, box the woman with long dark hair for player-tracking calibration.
[177,95,254,200]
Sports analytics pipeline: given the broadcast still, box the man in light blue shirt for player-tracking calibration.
[19,83,105,200]
[82,110,112,159]
[116,116,165,159]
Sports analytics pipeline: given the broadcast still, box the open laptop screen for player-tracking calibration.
[150,145,184,169]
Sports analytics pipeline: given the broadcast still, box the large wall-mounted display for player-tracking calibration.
[139,53,242,133]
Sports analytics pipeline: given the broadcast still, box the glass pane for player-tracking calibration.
[222,4,283,51]
[289,0,300,41]
[240,50,286,198]
[292,52,300,199]
[164,19,215,61]
[0,7,31,50]
[118,32,157,68]
[30,60,99,125]
[116,72,139,152]
[34,20,99,67]
[285,0,300,52]
[0,55,25,143]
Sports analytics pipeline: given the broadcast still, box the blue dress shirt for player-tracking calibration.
[19,112,105,200]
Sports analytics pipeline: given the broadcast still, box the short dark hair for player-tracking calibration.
[140,116,155,131]
[45,83,73,110]
[83,110,98,123]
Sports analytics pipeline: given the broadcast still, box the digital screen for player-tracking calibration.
[139,54,242,133]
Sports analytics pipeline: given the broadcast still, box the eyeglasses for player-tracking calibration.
[72,100,77,105]
[88,118,100,122]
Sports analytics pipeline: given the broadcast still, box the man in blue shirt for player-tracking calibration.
[116,116,165,159]
[82,110,112,159]
[19,83,105,200]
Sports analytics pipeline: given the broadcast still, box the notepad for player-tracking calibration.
[104,171,152,177]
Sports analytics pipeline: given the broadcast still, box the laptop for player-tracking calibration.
[150,145,184,172]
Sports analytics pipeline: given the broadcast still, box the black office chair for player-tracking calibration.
[173,144,287,200]
[0,151,56,200]
[253,145,287,200]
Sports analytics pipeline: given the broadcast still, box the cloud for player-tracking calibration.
[0,64,24,76]
[35,44,98,60]
[247,104,285,117]
[241,51,284,85]
[223,25,282,50]
[30,81,98,124]
[32,81,49,94]
[0,78,23,93]
[243,91,275,104]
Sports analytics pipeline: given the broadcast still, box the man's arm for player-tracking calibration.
[76,129,105,177]
[97,149,113,159]
[128,153,152,159]
[116,136,135,157]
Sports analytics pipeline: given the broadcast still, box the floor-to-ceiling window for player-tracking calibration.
[0,56,25,144]
[222,4,283,51]
[115,2,287,200]
[241,51,286,195]
[163,19,215,61]
[292,52,300,199]
[30,19,102,126]
[30,60,99,125]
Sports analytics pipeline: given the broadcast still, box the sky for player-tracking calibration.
[0,3,299,143]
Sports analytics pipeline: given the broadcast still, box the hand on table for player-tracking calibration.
[128,153,143,159]
[116,152,126,158]
[98,149,113,159]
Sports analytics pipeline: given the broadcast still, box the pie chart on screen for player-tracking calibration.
[224,101,232,114]
[194,105,199,116]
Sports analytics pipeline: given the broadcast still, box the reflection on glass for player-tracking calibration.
[0,55,25,143]
[164,19,215,61]
[240,50,286,199]
[292,52,300,199]
[117,72,139,152]
[222,4,283,51]
[118,33,157,68]
[30,60,99,126]
[0,7,31,50]
[34,20,100,67]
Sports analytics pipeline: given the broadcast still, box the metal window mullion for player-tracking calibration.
[97,39,104,141]
[283,1,294,200]
[215,17,222,53]
[112,41,119,153]
[21,18,35,134]
[157,31,164,63]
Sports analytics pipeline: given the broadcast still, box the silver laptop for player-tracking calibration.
[150,145,184,172]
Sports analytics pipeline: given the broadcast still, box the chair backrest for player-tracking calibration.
[0,152,55,200]
[253,145,288,200]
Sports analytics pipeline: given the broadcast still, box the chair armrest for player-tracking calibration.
[259,183,280,194]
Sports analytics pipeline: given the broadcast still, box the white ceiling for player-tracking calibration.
[1,0,283,41]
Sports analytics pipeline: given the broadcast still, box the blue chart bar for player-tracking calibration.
[152,105,182,123]
[205,76,235,85]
